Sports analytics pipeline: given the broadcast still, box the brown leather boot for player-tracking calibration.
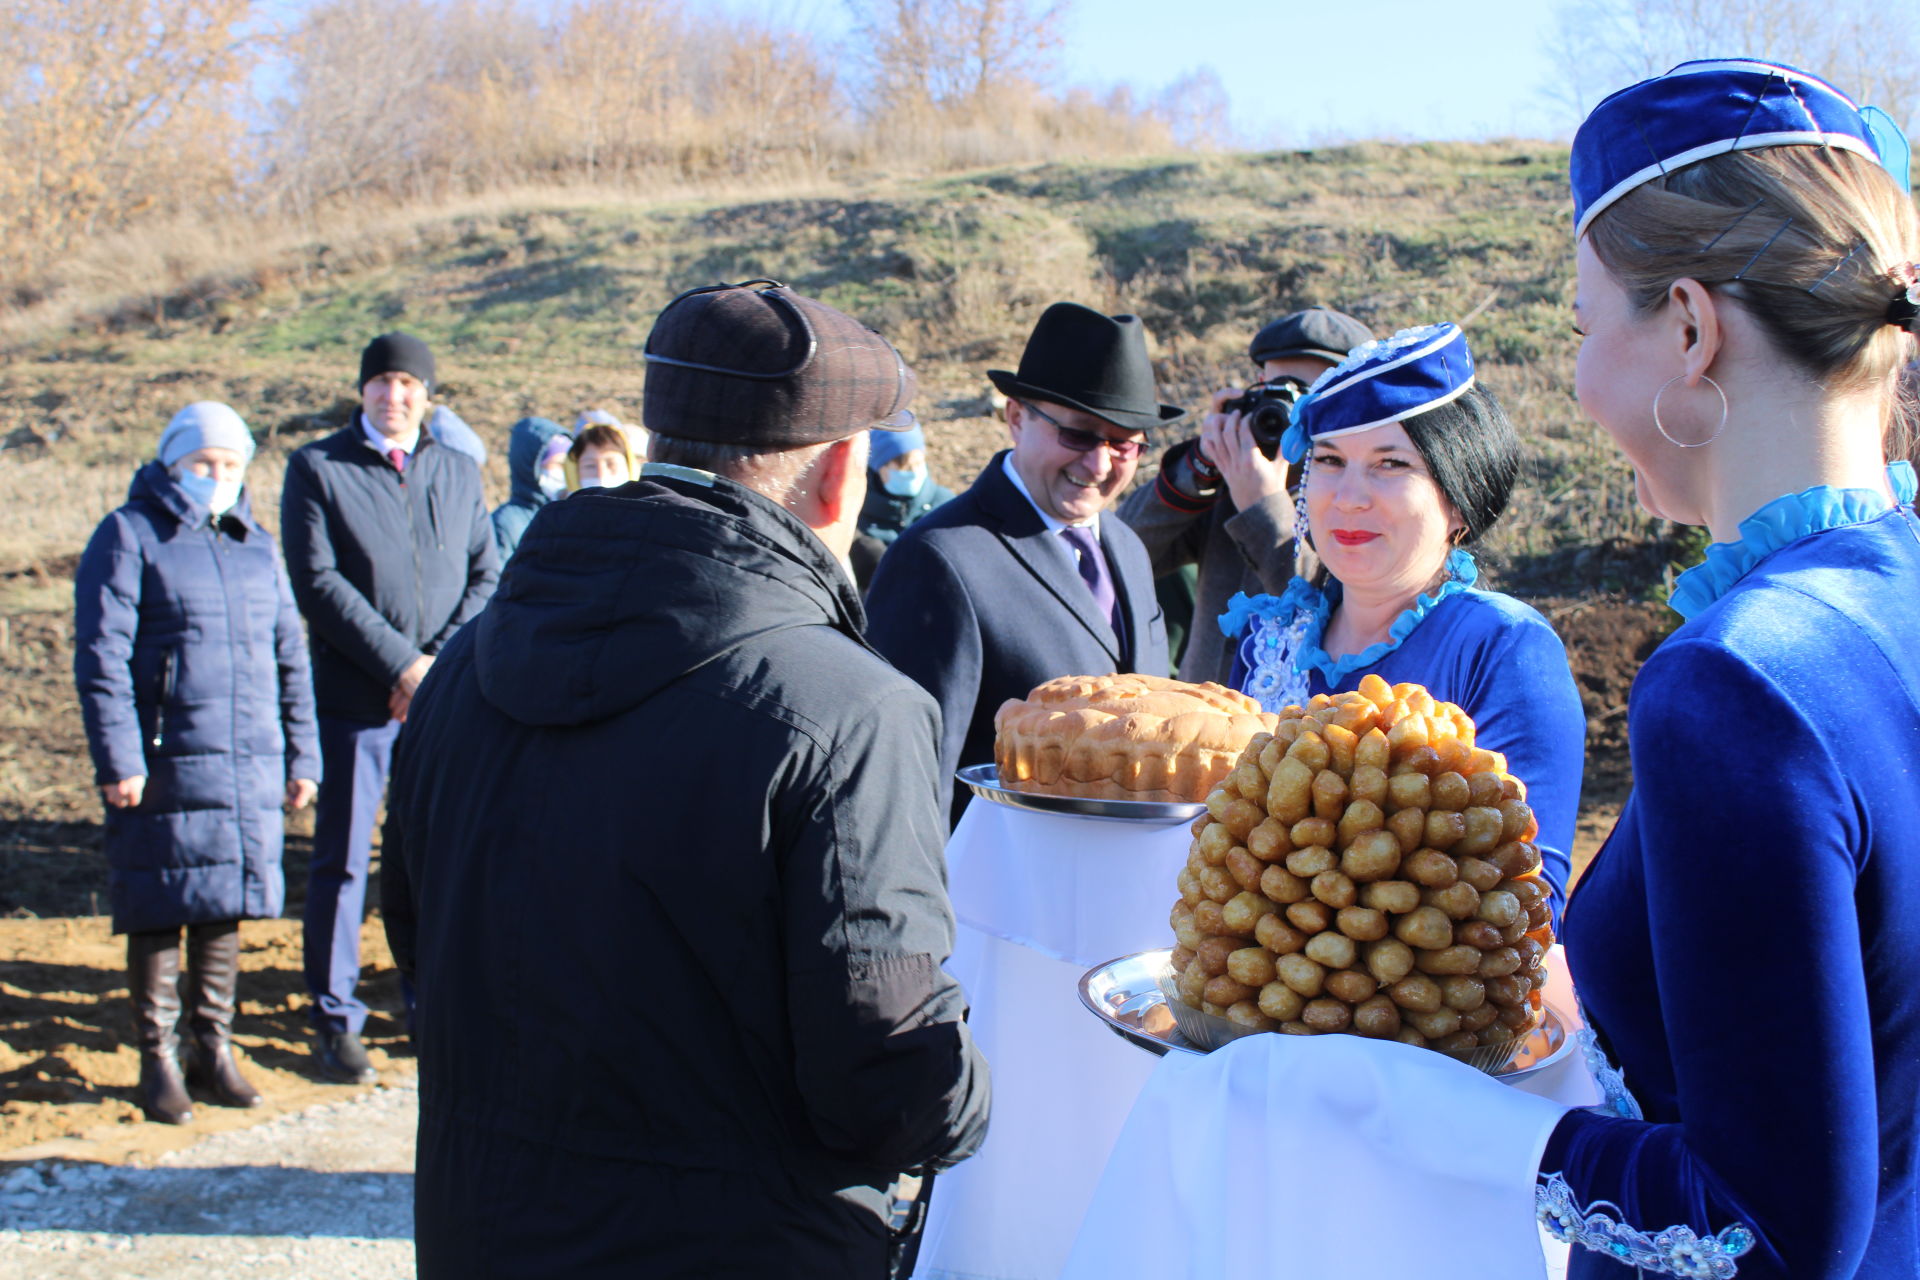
[184,921,262,1108]
[127,930,194,1124]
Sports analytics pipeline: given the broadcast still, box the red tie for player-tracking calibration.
[387,447,406,474]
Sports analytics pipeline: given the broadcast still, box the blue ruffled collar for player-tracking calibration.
[1221,548,1479,683]
[1669,462,1918,618]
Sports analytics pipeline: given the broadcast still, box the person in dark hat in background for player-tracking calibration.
[865,302,1173,823]
[382,280,989,1279]
[280,331,497,1085]
[1119,306,1373,685]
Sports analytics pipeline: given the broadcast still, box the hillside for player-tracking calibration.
[0,142,1676,1149]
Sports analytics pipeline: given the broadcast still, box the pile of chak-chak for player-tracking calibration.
[1170,673,1554,1054]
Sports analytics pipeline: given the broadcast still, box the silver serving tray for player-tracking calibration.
[1078,948,1577,1081]
[957,764,1209,825]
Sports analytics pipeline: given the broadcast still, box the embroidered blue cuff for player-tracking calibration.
[1536,1171,1756,1277]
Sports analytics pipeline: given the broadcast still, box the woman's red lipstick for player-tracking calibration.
[1331,530,1380,546]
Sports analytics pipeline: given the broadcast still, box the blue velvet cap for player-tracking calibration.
[1572,58,1913,238]
[1279,323,1475,464]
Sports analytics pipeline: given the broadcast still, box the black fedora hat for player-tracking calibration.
[988,303,1184,432]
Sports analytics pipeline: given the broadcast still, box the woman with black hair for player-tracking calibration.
[1222,322,1585,915]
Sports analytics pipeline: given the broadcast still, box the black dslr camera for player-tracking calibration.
[1218,378,1308,459]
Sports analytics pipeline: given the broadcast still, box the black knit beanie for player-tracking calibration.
[359,332,436,391]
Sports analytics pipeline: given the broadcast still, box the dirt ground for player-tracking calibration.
[0,555,1668,1161]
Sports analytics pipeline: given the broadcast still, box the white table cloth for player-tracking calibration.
[1060,945,1601,1280]
[914,797,1193,1280]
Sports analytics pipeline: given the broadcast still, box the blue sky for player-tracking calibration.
[712,0,1568,143]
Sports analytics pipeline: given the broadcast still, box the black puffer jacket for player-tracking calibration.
[384,470,991,1279]
[280,424,497,721]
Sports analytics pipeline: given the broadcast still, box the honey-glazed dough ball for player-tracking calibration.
[1285,845,1337,878]
[1453,919,1503,950]
[1457,806,1505,857]
[1402,849,1459,889]
[1226,1001,1278,1031]
[1289,816,1338,850]
[1266,758,1315,825]
[1247,817,1293,862]
[1285,899,1332,934]
[1430,771,1470,811]
[1221,890,1277,935]
[1196,935,1240,976]
[1193,899,1229,936]
[1386,807,1428,854]
[1441,974,1488,1011]
[1198,865,1238,903]
[1303,998,1353,1033]
[1393,905,1454,950]
[1456,856,1504,893]
[1203,974,1257,1007]
[1197,823,1235,865]
[1423,809,1467,851]
[1259,981,1306,1022]
[1178,957,1209,1005]
[1431,1029,1481,1053]
[1335,906,1389,942]
[1336,800,1387,848]
[1466,770,1506,808]
[1225,847,1266,893]
[1256,912,1309,956]
[1359,880,1420,915]
[1219,797,1265,841]
[1325,969,1378,1004]
[1287,730,1331,772]
[1424,881,1482,920]
[1227,946,1278,988]
[1353,994,1402,1038]
[1276,952,1327,997]
[1178,868,1203,906]
[1339,829,1402,882]
[1387,972,1444,1013]
[1386,773,1432,813]
[1310,870,1357,909]
[1406,1006,1463,1040]
[1311,768,1349,820]
[1415,944,1484,976]
[1365,938,1417,986]
[1459,1002,1500,1033]
[1304,931,1357,971]
[1170,945,1195,974]
[1260,864,1311,905]
[1349,763,1390,807]
[1478,946,1523,978]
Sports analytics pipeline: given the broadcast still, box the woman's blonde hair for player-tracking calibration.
[1586,146,1920,393]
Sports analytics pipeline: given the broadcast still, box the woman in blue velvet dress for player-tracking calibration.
[1534,60,1920,1278]
[1222,322,1587,918]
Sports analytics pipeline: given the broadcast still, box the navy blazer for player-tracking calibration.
[865,451,1168,820]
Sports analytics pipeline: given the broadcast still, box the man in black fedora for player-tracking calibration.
[866,302,1174,822]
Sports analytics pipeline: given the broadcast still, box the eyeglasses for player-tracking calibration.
[1019,400,1143,461]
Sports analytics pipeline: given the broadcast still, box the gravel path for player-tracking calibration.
[0,1079,418,1280]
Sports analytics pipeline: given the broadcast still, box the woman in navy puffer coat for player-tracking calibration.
[74,402,321,1125]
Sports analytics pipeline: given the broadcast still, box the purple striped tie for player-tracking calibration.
[1059,525,1118,632]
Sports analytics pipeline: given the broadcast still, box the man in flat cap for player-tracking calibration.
[280,332,497,1084]
[865,302,1173,822]
[382,281,990,1279]
[1119,306,1372,684]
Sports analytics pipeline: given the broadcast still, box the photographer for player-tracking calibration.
[1118,307,1372,683]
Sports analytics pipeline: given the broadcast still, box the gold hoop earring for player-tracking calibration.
[1652,374,1729,448]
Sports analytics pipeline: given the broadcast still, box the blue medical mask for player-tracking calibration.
[174,469,242,517]
[882,467,927,498]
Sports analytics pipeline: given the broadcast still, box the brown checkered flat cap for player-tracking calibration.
[642,280,917,447]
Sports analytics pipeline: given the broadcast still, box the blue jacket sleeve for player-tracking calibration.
[73,512,148,786]
[865,534,981,790]
[272,542,322,784]
[1541,641,1876,1278]
[1466,615,1584,922]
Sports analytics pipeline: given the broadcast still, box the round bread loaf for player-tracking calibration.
[994,674,1280,803]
